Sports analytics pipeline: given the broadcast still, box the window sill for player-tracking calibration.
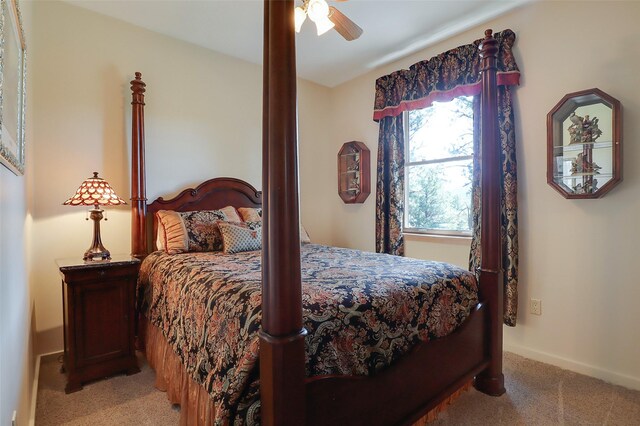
[403,232,472,245]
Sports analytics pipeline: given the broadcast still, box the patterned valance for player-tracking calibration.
[373,29,520,122]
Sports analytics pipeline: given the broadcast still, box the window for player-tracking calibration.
[404,96,474,236]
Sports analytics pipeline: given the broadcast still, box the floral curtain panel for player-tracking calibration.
[373,29,520,325]
[468,88,519,326]
[375,114,405,256]
[373,30,520,121]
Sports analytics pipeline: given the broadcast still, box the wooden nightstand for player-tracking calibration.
[57,255,141,393]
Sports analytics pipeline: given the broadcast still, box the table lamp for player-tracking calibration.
[63,172,127,260]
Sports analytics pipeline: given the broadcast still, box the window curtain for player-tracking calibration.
[373,29,520,325]
[469,86,519,326]
[375,113,405,256]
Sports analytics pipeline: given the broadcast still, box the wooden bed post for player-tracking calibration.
[474,29,506,396]
[130,72,148,259]
[260,1,307,425]
[129,26,507,425]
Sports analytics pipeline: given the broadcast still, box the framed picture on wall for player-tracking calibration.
[0,0,26,176]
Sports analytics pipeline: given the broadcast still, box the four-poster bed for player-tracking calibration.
[130,1,506,424]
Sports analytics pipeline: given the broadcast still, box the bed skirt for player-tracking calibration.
[143,319,216,425]
[141,318,470,425]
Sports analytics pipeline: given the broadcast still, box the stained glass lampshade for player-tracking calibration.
[63,172,126,260]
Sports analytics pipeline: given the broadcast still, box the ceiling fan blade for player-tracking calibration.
[328,6,363,41]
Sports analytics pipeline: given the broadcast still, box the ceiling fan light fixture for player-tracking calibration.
[307,0,330,23]
[295,0,360,40]
[314,15,335,36]
[294,6,306,33]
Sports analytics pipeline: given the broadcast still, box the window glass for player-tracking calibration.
[405,96,474,235]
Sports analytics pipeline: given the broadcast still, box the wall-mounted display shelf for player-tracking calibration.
[547,88,622,199]
[338,141,370,204]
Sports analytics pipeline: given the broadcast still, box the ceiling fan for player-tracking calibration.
[294,0,363,41]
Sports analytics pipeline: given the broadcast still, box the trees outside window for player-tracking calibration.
[404,96,474,235]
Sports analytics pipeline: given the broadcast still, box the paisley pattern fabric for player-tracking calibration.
[469,86,519,326]
[375,114,405,256]
[372,29,520,325]
[156,207,242,254]
[138,244,478,425]
[372,29,520,122]
[179,210,228,252]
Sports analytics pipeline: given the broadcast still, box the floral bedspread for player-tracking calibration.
[138,244,478,425]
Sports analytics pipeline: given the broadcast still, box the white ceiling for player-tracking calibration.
[66,0,529,87]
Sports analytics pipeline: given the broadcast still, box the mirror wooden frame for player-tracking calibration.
[337,141,370,204]
[546,88,622,199]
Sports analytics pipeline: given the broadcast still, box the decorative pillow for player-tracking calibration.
[242,221,262,231]
[219,206,242,223]
[238,207,262,222]
[156,221,166,250]
[218,221,262,254]
[156,210,189,254]
[237,207,310,244]
[156,207,241,254]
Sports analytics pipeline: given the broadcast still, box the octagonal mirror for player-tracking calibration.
[547,88,621,199]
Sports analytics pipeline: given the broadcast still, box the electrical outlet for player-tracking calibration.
[530,298,542,315]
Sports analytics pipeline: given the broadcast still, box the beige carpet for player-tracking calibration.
[36,352,640,425]
[36,352,179,426]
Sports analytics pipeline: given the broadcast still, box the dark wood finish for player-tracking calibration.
[474,30,505,396]
[148,177,261,213]
[546,88,622,199]
[146,177,262,251]
[57,256,140,393]
[260,1,307,424]
[338,141,371,204]
[129,27,505,425]
[305,304,487,425]
[131,73,148,259]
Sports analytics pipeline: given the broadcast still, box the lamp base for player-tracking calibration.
[83,208,111,261]
[83,247,111,261]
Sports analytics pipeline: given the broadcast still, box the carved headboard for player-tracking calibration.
[145,177,262,252]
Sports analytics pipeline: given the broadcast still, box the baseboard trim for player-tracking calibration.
[29,351,63,426]
[505,343,640,391]
[28,354,41,426]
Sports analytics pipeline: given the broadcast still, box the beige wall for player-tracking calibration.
[0,169,32,426]
[27,0,640,408]
[29,1,331,354]
[325,1,640,389]
[1,2,34,425]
